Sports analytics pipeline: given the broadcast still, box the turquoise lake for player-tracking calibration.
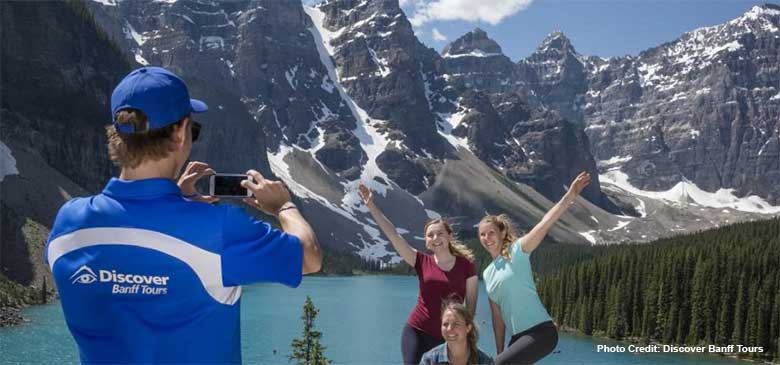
[0,276,754,364]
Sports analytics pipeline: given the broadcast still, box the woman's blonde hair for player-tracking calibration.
[106,109,186,169]
[441,299,480,365]
[479,214,518,260]
[423,218,474,262]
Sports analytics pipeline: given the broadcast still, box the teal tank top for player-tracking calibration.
[483,239,552,336]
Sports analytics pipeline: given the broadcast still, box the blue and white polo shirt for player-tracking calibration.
[45,178,303,364]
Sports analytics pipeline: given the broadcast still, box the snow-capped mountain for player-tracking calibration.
[3,0,779,270]
[584,4,780,207]
[440,4,780,208]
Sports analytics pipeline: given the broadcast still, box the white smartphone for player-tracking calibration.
[208,173,253,197]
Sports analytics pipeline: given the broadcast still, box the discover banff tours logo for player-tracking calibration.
[69,265,169,295]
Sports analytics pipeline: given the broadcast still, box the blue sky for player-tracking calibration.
[401,0,770,60]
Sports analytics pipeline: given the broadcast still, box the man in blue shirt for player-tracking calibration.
[46,66,322,364]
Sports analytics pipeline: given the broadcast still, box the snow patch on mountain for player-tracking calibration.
[285,65,299,89]
[199,36,225,51]
[123,21,148,46]
[436,110,470,151]
[443,50,502,58]
[134,52,149,66]
[92,0,117,6]
[601,169,780,214]
[608,220,632,232]
[758,136,777,156]
[597,155,633,169]
[172,13,196,25]
[367,46,392,78]
[268,145,399,265]
[579,230,598,244]
[425,209,442,219]
[0,142,19,183]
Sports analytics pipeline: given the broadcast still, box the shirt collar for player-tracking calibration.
[433,343,449,363]
[102,177,183,198]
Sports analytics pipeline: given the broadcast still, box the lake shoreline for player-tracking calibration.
[0,306,30,328]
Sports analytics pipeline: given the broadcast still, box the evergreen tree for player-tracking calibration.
[642,268,659,340]
[290,296,331,365]
[731,272,748,346]
[715,277,734,345]
[745,281,760,349]
[688,256,707,344]
[756,280,771,356]
[771,272,780,360]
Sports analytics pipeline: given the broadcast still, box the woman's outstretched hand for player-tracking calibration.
[357,182,375,208]
[357,181,417,266]
[565,171,592,199]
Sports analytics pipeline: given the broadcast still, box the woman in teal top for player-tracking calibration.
[479,172,591,365]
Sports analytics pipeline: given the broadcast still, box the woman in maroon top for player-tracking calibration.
[358,183,479,365]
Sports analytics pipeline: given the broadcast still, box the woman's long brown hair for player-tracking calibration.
[424,218,475,262]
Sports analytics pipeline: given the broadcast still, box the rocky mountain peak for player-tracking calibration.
[746,3,780,17]
[685,2,779,45]
[728,3,780,35]
[517,30,587,124]
[636,2,779,75]
[536,30,577,56]
[442,27,503,57]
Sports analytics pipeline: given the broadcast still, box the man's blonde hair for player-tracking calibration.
[106,109,185,169]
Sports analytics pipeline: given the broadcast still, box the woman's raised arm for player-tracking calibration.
[358,183,417,266]
[520,172,591,253]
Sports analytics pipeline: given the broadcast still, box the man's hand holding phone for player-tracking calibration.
[179,163,293,215]
[178,161,219,204]
[241,169,294,217]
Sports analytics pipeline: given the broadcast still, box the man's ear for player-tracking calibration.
[173,118,189,148]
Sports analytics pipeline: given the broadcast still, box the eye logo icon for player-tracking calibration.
[70,265,98,285]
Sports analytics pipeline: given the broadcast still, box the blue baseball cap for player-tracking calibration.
[111,66,208,133]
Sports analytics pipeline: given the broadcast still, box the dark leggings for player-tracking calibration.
[401,323,444,365]
[495,321,558,365]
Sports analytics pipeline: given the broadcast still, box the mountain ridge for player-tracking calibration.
[1,1,778,279]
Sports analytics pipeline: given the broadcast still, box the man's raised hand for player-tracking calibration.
[241,169,292,216]
[177,161,219,204]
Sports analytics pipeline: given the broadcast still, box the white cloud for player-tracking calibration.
[407,0,533,27]
[432,28,447,41]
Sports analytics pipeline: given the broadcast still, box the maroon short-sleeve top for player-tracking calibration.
[406,251,477,339]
